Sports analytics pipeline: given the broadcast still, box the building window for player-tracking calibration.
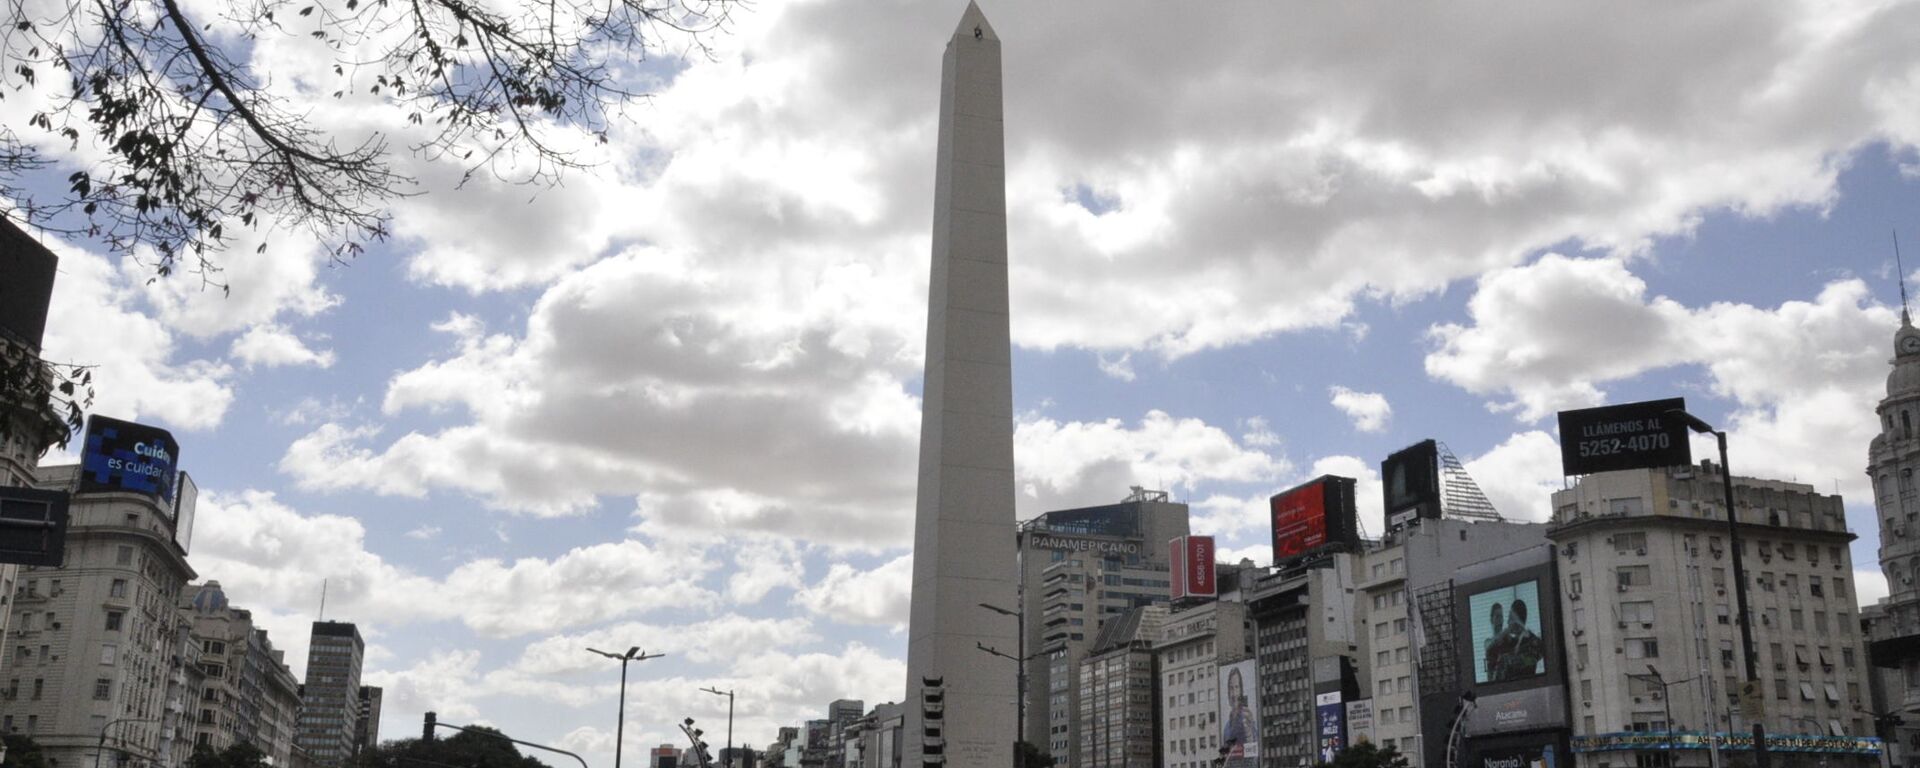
[30,679,41,700]
[105,611,123,631]
[109,579,127,598]
[94,679,111,700]
[1617,566,1652,588]
[116,546,133,565]
[1625,639,1659,659]
[100,645,116,665]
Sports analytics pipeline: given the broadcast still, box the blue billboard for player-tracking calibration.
[80,416,179,502]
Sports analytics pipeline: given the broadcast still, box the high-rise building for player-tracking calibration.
[0,217,63,681]
[355,686,382,754]
[1552,463,1877,767]
[1353,518,1549,767]
[1245,557,1363,768]
[1155,599,1251,768]
[1075,604,1166,768]
[1018,489,1188,766]
[296,621,365,766]
[1868,313,1920,764]
[0,462,198,768]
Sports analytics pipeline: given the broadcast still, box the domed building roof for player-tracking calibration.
[190,580,228,613]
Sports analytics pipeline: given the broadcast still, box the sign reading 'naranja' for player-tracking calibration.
[1027,534,1142,555]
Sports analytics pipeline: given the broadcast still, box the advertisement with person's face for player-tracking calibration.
[1218,660,1260,764]
[1469,580,1547,685]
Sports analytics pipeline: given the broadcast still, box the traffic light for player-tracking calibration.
[423,711,436,742]
[921,676,946,767]
[681,717,715,768]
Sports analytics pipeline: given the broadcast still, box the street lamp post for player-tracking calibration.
[588,646,664,768]
[699,687,734,768]
[1668,408,1771,768]
[94,717,161,768]
[976,602,1035,768]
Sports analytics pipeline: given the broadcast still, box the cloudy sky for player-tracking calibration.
[11,0,1920,763]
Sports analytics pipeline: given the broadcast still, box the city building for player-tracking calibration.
[1018,488,1188,767]
[1245,557,1362,768]
[1863,606,1920,767]
[1076,604,1166,768]
[1355,518,1550,767]
[652,744,682,768]
[1155,598,1250,768]
[1869,313,1920,766]
[356,685,383,753]
[183,582,305,762]
[0,217,62,684]
[1,461,198,768]
[296,620,366,766]
[850,702,902,768]
[1552,463,1878,767]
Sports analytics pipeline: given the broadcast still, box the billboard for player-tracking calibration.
[79,416,179,503]
[1382,440,1441,528]
[0,219,58,348]
[1453,546,1569,736]
[1468,734,1566,768]
[1219,659,1261,767]
[1170,535,1217,599]
[174,471,198,553]
[1316,691,1347,762]
[1345,699,1374,746]
[0,487,69,567]
[1469,580,1547,685]
[1271,475,1359,566]
[1556,398,1692,476]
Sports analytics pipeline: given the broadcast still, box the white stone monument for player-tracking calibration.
[904,4,1018,768]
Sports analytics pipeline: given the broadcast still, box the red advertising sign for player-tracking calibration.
[1169,535,1217,598]
[1272,481,1329,561]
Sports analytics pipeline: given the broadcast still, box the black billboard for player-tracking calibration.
[0,219,57,349]
[1453,546,1569,736]
[0,487,69,567]
[1271,475,1360,567]
[1557,398,1692,475]
[79,416,180,503]
[1382,440,1441,529]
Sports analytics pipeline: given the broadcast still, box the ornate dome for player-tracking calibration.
[190,580,228,613]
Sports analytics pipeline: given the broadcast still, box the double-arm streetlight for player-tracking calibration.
[1667,408,1771,768]
[699,687,734,768]
[1628,665,1702,743]
[588,647,664,768]
[94,717,161,768]
[974,602,1039,768]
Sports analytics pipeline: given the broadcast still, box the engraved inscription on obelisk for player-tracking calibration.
[903,4,1018,768]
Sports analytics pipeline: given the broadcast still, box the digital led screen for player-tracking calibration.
[1469,579,1548,685]
[1271,475,1358,566]
[1382,440,1440,527]
[79,415,179,502]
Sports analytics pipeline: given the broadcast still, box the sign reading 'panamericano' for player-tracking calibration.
[1027,534,1142,555]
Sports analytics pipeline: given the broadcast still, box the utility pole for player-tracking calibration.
[700,687,735,768]
[589,647,665,768]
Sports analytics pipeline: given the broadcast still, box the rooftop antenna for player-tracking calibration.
[1897,229,1911,325]
[318,578,328,621]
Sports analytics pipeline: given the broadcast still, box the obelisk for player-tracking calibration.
[904,4,1018,768]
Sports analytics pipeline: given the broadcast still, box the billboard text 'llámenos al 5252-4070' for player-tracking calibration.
[1556,398,1692,476]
